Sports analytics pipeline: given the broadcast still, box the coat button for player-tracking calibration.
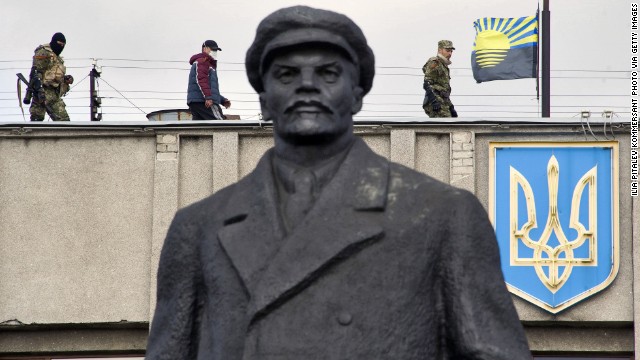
[337,312,352,326]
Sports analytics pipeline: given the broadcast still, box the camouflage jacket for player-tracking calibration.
[422,55,451,98]
[32,44,68,94]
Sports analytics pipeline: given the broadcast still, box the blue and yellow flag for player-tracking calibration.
[472,15,538,83]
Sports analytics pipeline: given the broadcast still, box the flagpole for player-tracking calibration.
[536,5,540,103]
[542,0,550,117]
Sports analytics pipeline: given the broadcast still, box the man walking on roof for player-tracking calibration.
[187,40,231,120]
[422,40,457,118]
[29,32,74,121]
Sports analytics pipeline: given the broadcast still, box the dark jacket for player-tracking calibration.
[187,53,227,105]
[146,137,531,360]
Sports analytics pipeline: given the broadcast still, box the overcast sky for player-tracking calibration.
[0,0,630,122]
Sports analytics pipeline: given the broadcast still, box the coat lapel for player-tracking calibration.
[217,150,286,296]
[247,138,389,324]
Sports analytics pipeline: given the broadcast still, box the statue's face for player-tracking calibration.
[260,46,363,144]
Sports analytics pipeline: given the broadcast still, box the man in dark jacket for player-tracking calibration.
[187,40,231,120]
[147,6,531,359]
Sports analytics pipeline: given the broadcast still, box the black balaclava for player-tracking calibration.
[50,32,66,56]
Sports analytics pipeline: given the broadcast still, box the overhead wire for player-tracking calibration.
[66,74,90,92]
[1,58,627,72]
[0,57,630,120]
[98,76,147,114]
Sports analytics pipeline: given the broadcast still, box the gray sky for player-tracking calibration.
[0,0,630,121]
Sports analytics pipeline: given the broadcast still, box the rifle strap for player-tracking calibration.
[17,78,26,121]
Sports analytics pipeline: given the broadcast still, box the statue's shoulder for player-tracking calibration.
[176,180,241,225]
[388,161,468,202]
[177,150,272,224]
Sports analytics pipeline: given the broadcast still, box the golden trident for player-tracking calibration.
[510,155,597,293]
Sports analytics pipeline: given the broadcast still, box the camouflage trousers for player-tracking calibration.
[29,87,70,121]
[423,95,453,118]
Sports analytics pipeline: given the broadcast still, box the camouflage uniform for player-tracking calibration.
[422,40,455,118]
[29,44,70,121]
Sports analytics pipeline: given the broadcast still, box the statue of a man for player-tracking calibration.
[146,6,531,359]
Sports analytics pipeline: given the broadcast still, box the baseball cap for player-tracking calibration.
[203,40,222,51]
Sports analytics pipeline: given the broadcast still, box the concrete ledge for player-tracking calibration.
[0,325,148,354]
[0,117,631,130]
[525,324,634,353]
[1,323,633,355]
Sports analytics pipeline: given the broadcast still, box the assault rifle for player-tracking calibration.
[16,72,58,121]
[20,67,42,104]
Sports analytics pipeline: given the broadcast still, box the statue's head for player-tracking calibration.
[246,6,375,145]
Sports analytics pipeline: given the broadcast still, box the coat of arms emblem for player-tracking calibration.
[489,142,619,313]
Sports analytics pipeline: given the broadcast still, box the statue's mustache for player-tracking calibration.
[284,100,334,114]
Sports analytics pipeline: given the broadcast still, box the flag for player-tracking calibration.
[471,15,538,83]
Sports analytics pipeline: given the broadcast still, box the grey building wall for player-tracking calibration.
[0,121,634,356]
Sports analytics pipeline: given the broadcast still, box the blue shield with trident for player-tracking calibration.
[489,143,619,313]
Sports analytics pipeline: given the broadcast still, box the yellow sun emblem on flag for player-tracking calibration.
[473,16,538,68]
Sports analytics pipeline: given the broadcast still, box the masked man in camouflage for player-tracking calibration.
[422,40,457,118]
[29,32,73,121]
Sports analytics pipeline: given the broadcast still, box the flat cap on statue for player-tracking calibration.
[245,5,375,95]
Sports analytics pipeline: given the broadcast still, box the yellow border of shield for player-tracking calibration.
[488,141,619,314]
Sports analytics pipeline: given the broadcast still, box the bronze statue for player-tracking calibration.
[146,6,531,359]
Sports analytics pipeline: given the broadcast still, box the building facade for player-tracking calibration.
[0,119,635,358]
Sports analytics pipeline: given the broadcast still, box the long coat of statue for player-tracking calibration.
[146,137,531,359]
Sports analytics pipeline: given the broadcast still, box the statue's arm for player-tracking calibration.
[440,190,531,359]
[146,209,202,359]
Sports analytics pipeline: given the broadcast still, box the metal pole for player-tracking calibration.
[89,60,102,121]
[542,0,550,117]
[89,67,96,121]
